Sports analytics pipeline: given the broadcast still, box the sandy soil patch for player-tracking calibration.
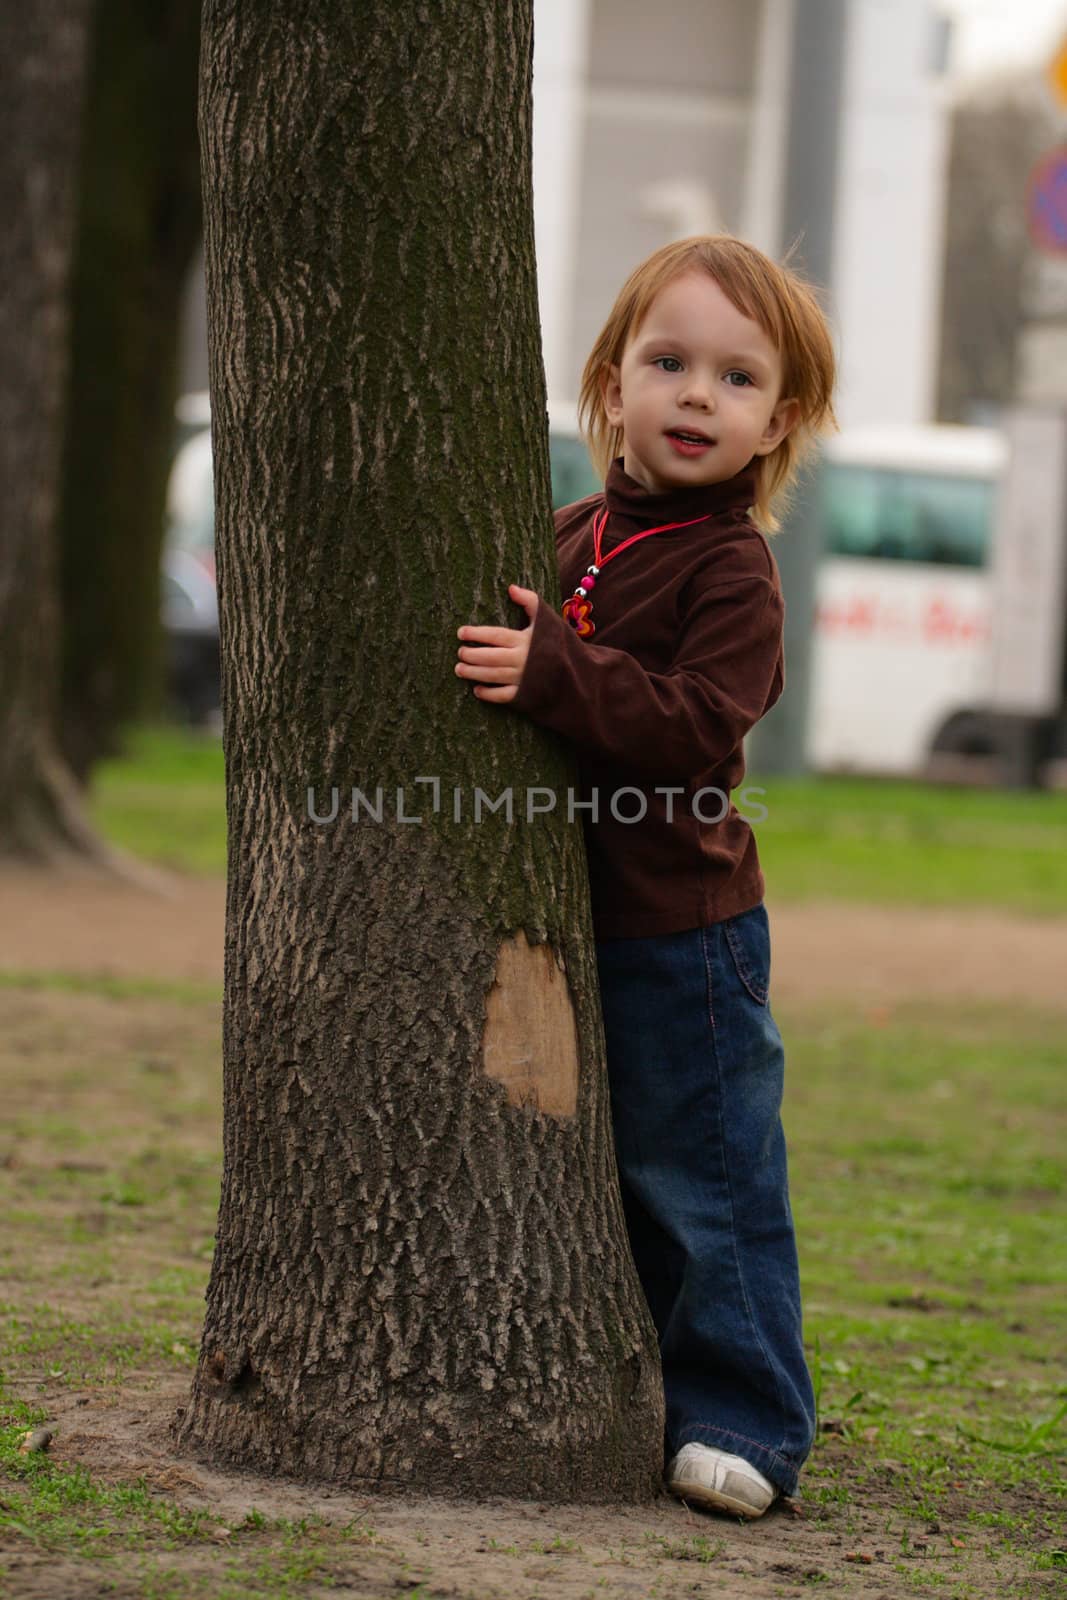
[1,865,1065,1013]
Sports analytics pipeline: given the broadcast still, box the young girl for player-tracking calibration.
[454,234,838,1518]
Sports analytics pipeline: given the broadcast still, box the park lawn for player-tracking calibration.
[0,974,1062,1598]
[88,724,1067,915]
[88,724,226,878]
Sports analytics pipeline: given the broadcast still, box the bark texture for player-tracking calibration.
[174,0,664,1501]
[0,0,99,859]
[57,0,203,779]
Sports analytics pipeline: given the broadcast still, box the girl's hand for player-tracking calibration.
[455,583,540,704]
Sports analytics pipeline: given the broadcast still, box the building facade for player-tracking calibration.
[533,0,954,428]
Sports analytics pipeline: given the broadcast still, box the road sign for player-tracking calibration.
[1027,147,1067,256]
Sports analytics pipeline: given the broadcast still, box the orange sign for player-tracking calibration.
[1048,36,1067,107]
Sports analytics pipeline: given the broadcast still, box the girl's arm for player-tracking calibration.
[502,570,784,782]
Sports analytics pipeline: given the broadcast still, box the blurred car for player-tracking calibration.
[163,413,218,724]
[162,547,219,725]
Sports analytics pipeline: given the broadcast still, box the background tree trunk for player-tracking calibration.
[174,0,664,1501]
[57,0,203,780]
[935,73,1059,423]
[0,0,101,859]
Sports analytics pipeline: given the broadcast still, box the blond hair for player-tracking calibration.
[576,234,839,535]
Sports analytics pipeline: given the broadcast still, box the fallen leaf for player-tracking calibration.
[18,1429,54,1455]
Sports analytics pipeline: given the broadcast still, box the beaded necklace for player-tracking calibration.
[561,504,714,639]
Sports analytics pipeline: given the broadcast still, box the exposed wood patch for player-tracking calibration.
[481,931,579,1116]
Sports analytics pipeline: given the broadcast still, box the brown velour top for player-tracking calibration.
[509,454,785,940]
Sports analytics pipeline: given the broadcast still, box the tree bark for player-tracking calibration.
[57,0,203,780]
[174,0,664,1501]
[0,0,100,860]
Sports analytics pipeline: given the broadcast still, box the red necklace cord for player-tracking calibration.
[560,504,712,639]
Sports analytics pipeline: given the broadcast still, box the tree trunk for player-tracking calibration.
[174,1,664,1501]
[935,78,1059,423]
[0,0,100,860]
[57,0,203,780]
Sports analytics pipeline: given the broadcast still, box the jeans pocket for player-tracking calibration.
[722,901,771,1006]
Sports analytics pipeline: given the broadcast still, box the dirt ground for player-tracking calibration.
[1,862,1066,1012]
[5,1377,1053,1600]
[1,864,1064,1598]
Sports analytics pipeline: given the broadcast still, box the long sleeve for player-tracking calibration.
[509,569,785,783]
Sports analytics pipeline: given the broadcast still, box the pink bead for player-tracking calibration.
[580,575,595,591]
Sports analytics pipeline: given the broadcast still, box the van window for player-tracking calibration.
[550,433,602,511]
[822,463,993,568]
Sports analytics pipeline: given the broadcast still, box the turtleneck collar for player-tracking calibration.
[603,455,758,531]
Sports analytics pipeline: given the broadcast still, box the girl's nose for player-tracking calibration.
[678,375,714,409]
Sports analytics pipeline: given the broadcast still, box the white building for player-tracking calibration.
[532,0,955,430]
[180,1,956,434]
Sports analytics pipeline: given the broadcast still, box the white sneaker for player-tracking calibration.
[665,1441,778,1519]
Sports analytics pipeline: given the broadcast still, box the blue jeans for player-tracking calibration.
[594,901,815,1497]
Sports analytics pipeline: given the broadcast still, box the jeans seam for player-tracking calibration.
[723,913,769,1006]
[699,924,790,1460]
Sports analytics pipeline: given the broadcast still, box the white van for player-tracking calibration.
[810,423,1007,777]
[168,398,1040,778]
[545,409,1018,779]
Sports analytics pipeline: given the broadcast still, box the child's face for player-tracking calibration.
[602,270,800,495]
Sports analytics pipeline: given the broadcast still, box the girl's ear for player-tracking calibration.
[602,363,624,427]
[754,396,801,456]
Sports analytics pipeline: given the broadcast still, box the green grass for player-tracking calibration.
[747,770,1067,914]
[87,724,1067,913]
[88,722,226,875]
[0,982,222,1393]
[0,1411,221,1549]
[0,1409,380,1598]
[785,994,1065,1577]
[641,1530,726,1562]
[0,974,1062,1596]
[0,969,221,1003]
[10,724,1065,1595]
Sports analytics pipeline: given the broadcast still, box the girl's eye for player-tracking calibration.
[726,371,753,387]
[653,356,683,373]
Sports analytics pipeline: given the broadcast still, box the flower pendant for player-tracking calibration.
[562,595,595,638]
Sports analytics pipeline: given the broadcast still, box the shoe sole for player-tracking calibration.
[666,1475,772,1520]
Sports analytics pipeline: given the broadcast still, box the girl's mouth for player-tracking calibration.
[666,430,715,457]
